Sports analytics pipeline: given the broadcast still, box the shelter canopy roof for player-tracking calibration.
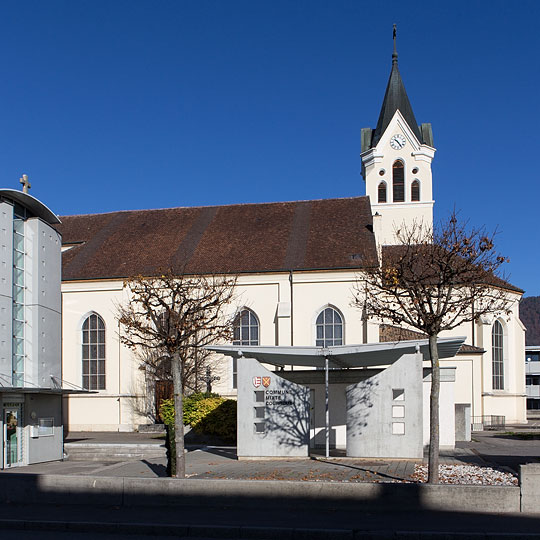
[207,337,465,370]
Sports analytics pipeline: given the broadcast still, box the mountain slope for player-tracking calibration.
[520,296,540,346]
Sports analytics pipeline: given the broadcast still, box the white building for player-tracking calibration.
[0,188,66,468]
[526,346,540,415]
[58,44,527,437]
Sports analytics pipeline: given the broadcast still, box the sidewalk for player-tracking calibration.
[3,428,537,480]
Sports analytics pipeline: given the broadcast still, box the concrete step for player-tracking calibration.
[138,423,166,433]
[64,442,167,462]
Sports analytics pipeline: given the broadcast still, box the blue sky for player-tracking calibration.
[1,1,539,295]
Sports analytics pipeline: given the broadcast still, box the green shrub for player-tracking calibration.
[183,392,220,426]
[196,399,237,443]
[159,398,175,426]
[159,393,237,444]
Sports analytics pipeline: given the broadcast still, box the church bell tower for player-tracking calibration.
[360,27,436,246]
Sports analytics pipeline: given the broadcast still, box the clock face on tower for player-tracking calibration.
[390,134,406,150]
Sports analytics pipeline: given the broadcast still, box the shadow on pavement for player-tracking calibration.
[141,460,168,477]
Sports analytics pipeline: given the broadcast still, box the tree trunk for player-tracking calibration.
[171,353,185,479]
[428,333,440,484]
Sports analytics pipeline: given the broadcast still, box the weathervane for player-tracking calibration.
[392,23,398,65]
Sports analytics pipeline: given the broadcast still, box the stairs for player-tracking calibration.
[64,442,167,462]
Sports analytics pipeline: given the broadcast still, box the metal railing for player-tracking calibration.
[471,415,506,432]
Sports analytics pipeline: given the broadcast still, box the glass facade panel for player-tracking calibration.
[13,250,23,268]
[12,218,25,386]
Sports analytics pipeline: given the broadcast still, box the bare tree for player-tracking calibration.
[355,213,515,484]
[117,271,236,478]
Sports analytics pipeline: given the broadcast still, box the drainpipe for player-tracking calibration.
[118,320,121,430]
[325,354,329,459]
[289,271,294,347]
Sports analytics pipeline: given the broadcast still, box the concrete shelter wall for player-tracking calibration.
[346,353,423,458]
[237,357,309,458]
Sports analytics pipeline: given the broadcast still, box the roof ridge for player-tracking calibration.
[58,195,369,219]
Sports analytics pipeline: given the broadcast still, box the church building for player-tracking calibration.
[57,41,526,440]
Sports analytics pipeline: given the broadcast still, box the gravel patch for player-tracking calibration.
[410,464,518,485]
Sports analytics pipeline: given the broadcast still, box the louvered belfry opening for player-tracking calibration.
[411,179,420,201]
[392,161,404,202]
[378,182,387,203]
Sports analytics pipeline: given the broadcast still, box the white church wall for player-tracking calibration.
[213,270,367,397]
[61,271,526,432]
[474,300,526,424]
[62,280,148,431]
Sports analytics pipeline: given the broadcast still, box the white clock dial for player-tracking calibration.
[390,134,406,150]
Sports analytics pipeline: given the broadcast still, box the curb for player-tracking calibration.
[0,519,540,539]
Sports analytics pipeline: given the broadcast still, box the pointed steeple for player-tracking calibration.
[371,26,422,147]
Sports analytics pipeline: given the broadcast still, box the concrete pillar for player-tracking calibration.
[520,463,540,513]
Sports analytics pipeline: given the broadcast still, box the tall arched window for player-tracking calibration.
[233,308,259,346]
[315,307,343,347]
[378,182,387,203]
[492,320,504,390]
[392,160,404,202]
[232,308,259,388]
[82,314,106,390]
[411,179,420,201]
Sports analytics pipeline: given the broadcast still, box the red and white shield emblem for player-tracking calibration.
[262,376,271,388]
[252,376,261,388]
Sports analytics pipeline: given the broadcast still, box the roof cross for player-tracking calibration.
[19,174,31,193]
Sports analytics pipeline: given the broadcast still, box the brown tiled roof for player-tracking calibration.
[379,325,484,355]
[57,197,378,281]
[382,245,523,294]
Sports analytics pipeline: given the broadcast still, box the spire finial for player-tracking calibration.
[392,24,398,65]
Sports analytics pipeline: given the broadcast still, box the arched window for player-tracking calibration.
[233,308,259,346]
[392,161,404,202]
[232,308,259,388]
[82,314,106,390]
[411,179,420,202]
[378,182,387,203]
[492,320,504,390]
[315,307,343,347]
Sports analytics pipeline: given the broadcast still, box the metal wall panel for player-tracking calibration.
[0,202,13,385]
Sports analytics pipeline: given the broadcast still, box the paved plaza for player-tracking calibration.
[1,427,538,481]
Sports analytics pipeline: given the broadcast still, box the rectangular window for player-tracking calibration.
[38,418,54,437]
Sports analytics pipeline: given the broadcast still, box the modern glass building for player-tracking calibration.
[525,346,540,413]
